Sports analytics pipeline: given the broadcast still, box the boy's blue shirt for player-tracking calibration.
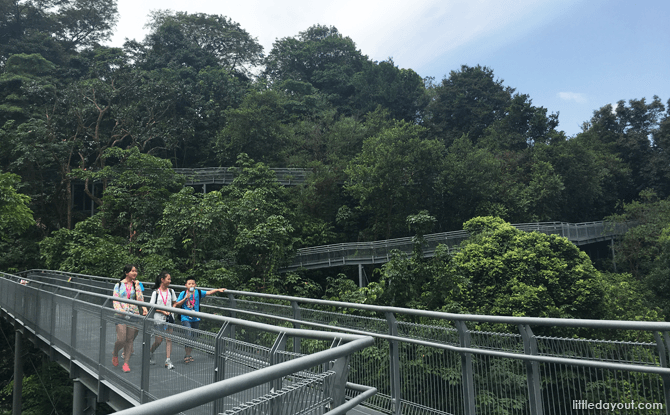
[177,289,207,322]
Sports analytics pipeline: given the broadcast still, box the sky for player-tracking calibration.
[108,0,670,137]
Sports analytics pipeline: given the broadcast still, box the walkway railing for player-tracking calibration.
[174,167,311,187]
[284,221,631,271]
[0,271,374,414]
[17,269,670,415]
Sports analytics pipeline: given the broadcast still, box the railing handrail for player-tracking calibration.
[8,272,369,343]
[112,337,373,415]
[21,269,665,331]
[10,269,669,415]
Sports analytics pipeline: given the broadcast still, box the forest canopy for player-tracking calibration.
[0,2,669,321]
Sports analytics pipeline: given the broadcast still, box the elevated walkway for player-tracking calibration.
[0,271,373,414]
[283,221,630,271]
[174,167,312,187]
[4,269,670,415]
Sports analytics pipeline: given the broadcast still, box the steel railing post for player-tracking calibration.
[330,339,351,408]
[227,293,237,340]
[269,332,287,415]
[12,322,23,415]
[139,307,154,403]
[386,312,402,415]
[70,292,81,377]
[654,332,670,415]
[213,322,231,415]
[49,286,58,360]
[455,320,475,415]
[519,324,543,415]
[291,301,301,354]
[98,298,110,404]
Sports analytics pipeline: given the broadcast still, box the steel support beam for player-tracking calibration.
[12,327,23,415]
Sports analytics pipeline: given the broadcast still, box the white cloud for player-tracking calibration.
[108,0,582,72]
[558,92,587,104]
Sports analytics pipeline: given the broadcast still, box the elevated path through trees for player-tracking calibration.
[0,271,373,415]
[3,270,669,415]
[174,167,312,187]
[283,221,630,271]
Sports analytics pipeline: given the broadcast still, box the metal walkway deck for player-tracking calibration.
[4,269,670,415]
[1,271,374,414]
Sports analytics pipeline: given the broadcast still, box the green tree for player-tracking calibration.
[263,25,366,113]
[216,89,291,166]
[0,0,118,64]
[345,121,444,239]
[132,10,263,76]
[351,59,427,122]
[583,97,665,201]
[0,170,34,239]
[425,65,513,146]
[446,217,604,320]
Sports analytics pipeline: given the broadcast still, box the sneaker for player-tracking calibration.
[112,355,119,367]
[122,363,130,373]
[165,358,174,370]
[149,353,156,365]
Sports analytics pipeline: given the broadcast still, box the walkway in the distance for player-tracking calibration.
[282,220,629,271]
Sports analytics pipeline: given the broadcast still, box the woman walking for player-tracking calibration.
[112,264,147,373]
[148,271,185,370]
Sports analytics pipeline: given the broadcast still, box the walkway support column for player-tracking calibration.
[73,379,85,415]
[12,327,23,415]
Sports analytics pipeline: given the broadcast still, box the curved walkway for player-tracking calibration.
[3,270,669,415]
[283,221,630,271]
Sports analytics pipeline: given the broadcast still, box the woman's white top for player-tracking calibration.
[150,288,177,322]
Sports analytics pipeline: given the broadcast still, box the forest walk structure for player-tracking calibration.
[3,269,669,415]
[282,221,629,276]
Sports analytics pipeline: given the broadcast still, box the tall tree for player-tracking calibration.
[583,96,665,200]
[345,121,444,239]
[351,59,427,122]
[425,65,513,146]
[130,10,263,77]
[264,25,366,113]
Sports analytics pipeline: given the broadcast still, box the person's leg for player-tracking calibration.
[113,324,127,359]
[124,327,138,365]
[184,321,199,362]
[182,320,193,362]
[165,328,172,359]
[150,335,163,354]
[112,324,126,366]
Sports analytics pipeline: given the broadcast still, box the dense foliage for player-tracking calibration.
[1,4,670,411]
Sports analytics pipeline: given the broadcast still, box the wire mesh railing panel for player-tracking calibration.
[53,295,74,348]
[348,336,392,413]
[209,297,294,320]
[470,330,524,353]
[400,341,464,415]
[397,321,460,345]
[540,363,665,415]
[73,300,102,369]
[473,354,529,415]
[221,371,334,415]
[100,307,145,402]
[222,337,271,378]
[300,307,388,334]
[536,336,666,414]
[36,290,53,338]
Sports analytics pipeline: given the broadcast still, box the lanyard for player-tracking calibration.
[159,288,169,306]
[187,291,196,309]
[124,282,132,299]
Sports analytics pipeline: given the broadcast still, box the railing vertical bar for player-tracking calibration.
[455,320,475,415]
